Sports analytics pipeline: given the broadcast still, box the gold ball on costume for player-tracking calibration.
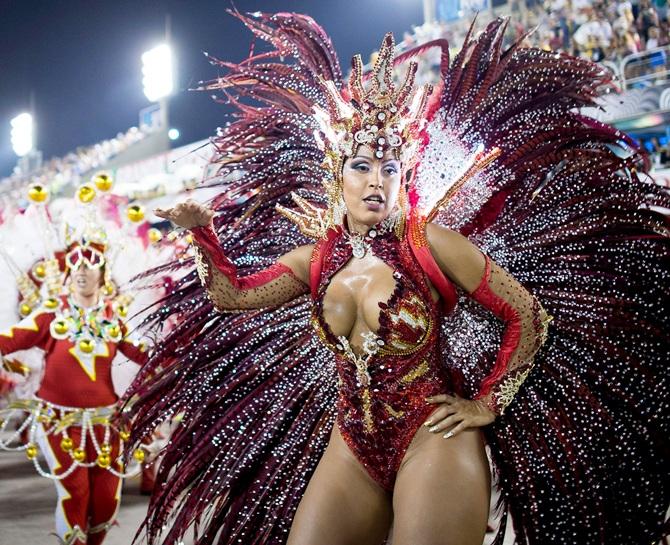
[132,448,145,463]
[126,204,145,223]
[100,443,112,454]
[60,437,74,452]
[78,339,95,354]
[92,172,113,191]
[148,228,163,244]
[19,304,32,317]
[73,448,86,462]
[53,319,69,335]
[27,184,49,203]
[116,304,128,318]
[44,298,59,310]
[184,234,193,244]
[26,444,38,459]
[96,452,111,468]
[33,263,46,279]
[102,282,115,296]
[107,324,120,338]
[77,184,96,204]
[119,430,130,442]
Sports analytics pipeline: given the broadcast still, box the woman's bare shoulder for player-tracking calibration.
[278,244,316,285]
[424,223,486,293]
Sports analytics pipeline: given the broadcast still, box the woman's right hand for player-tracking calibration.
[154,199,214,229]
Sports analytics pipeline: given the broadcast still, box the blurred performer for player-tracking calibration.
[0,178,150,545]
[125,12,669,545]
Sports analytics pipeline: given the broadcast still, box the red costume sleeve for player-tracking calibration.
[117,322,149,365]
[191,224,309,312]
[0,312,53,357]
[468,255,552,415]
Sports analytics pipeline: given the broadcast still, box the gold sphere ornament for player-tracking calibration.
[60,437,74,452]
[19,303,32,317]
[132,448,146,463]
[76,184,96,204]
[92,172,113,191]
[116,304,128,318]
[148,228,163,244]
[107,324,121,339]
[27,184,49,203]
[96,452,111,468]
[53,320,69,335]
[126,204,145,223]
[73,448,86,462]
[33,263,46,279]
[102,282,115,296]
[100,443,112,454]
[119,430,131,442]
[78,339,95,354]
[44,298,59,310]
[25,444,38,459]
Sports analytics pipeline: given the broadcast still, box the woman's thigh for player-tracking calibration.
[287,425,393,545]
[391,425,491,545]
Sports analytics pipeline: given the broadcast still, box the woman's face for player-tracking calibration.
[341,145,402,228]
[71,264,103,298]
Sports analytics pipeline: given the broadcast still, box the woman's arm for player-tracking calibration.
[156,200,311,313]
[191,225,311,312]
[426,223,551,416]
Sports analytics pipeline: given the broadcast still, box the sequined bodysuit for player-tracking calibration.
[192,219,551,492]
[311,229,450,490]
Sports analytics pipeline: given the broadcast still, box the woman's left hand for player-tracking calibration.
[424,393,496,439]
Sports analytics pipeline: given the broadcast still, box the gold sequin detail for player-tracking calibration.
[399,360,430,384]
[383,402,405,419]
[493,367,533,415]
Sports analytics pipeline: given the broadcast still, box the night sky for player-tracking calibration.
[0,0,424,178]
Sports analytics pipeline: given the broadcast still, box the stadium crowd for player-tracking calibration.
[398,0,669,84]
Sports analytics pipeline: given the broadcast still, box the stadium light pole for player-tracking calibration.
[10,110,42,175]
[142,42,173,130]
[423,0,436,24]
[10,112,33,157]
[140,15,174,158]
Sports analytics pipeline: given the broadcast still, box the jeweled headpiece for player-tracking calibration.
[316,33,432,162]
[278,33,432,239]
[64,239,107,271]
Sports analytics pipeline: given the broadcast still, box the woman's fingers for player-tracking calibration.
[154,207,172,219]
[443,420,469,439]
[423,404,457,427]
[153,200,213,229]
[427,413,464,434]
[425,393,457,404]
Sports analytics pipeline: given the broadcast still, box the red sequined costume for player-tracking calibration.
[124,11,669,545]
[0,179,155,545]
[0,295,147,545]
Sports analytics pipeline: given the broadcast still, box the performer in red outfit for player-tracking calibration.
[0,181,150,545]
[125,12,669,545]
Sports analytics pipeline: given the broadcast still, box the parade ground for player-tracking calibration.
[0,450,150,545]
